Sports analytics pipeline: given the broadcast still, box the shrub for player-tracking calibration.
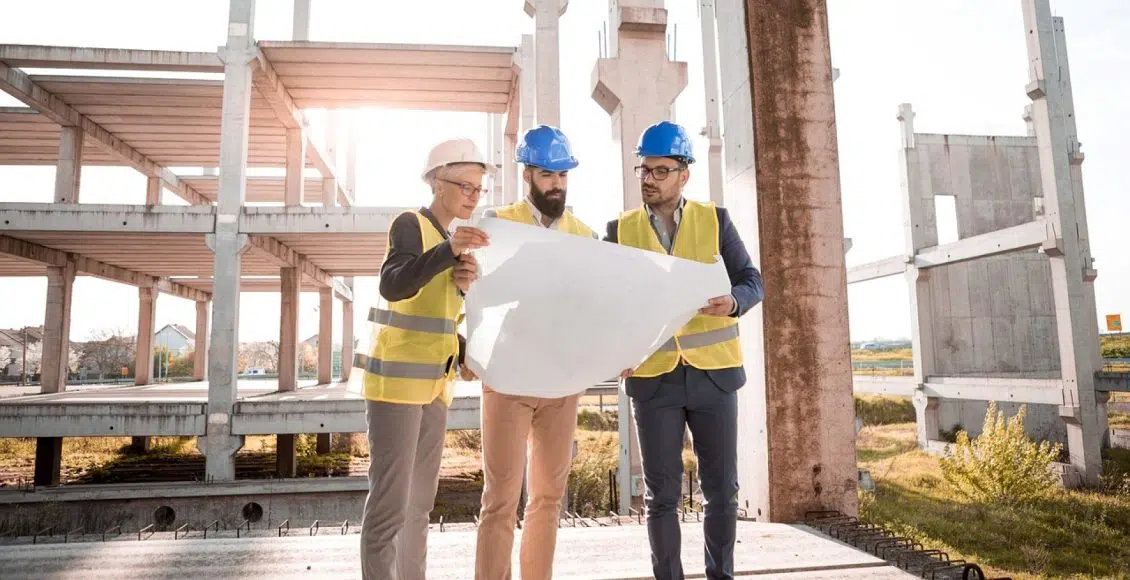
[566,433,618,516]
[448,429,482,451]
[577,409,618,431]
[939,402,1062,505]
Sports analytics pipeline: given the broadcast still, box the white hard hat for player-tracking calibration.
[421,138,495,183]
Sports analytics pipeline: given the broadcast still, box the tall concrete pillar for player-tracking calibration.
[897,105,942,447]
[40,260,76,395]
[277,266,300,477]
[199,0,255,482]
[715,0,856,521]
[284,128,306,206]
[699,0,725,205]
[34,260,76,487]
[292,0,311,40]
[53,126,83,203]
[317,287,332,384]
[1021,0,1102,485]
[145,176,161,205]
[321,112,339,206]
[135,284,157,386]
[341,280,354,382]
[525,0,567,126]
[193,300,209,381]
[592,0,688,211]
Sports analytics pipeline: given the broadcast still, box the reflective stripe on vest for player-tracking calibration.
[354,353,449,380]
[656,324,740,352]
[368,307,457,334]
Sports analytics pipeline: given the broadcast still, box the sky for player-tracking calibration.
[0,0,1126,347]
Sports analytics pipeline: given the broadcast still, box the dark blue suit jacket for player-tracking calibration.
[604,205,764,398]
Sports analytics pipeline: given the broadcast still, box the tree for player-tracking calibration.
[299,342,318,374]
[0,345,10,375]
[238,342,277,373]
[12,342,42,377]
[79,328,136,377]
[67,347,81,374]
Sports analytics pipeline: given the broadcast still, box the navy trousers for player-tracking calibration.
[628,364,739,580]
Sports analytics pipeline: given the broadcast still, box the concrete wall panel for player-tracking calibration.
[910,137,1063,437]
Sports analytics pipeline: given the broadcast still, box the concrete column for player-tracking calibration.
[145,176,161,205]
[1021,0,1102,486]
[341,279,354,381]
[526,0,567,126]
[519,34,535,138]
[279,267,300,393]
[503,132,518,206]
[699,0,725,206]
[897,104,942,447]
[277,266,300,476]
[345,121,357,202]
[199,0,255,482]
[318,287,332,384]
[617,380,643,514]
[193,300,209,381]
[592,1,688,210]
[34,260,76,487]
[490,114,505,206]
[53,126,83,203]
[322,112,339,207]
[39,260,76,394]
[135,284,157,386]
[292,0,311,40]
[284,128,306,206]
[716,0,856,522]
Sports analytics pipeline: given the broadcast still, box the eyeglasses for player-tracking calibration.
[634,165,683,181]
[438,178,485,197]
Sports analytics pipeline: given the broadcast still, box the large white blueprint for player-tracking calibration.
[463,217,731,398]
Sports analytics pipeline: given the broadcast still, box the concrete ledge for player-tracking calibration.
[0,476,370,504]
[1096,372,1130,392]
[0,203,216,233]
[238,206,409,234]
[0,403,206,437]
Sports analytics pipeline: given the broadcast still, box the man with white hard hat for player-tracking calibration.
[356,137,491,579]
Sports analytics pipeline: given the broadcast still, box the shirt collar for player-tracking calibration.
[645,196,687,225]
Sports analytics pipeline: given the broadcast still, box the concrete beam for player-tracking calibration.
[913,219,1052,269]
[250,49,351,207]
[246,234,332,287]
[332,277,353,302]
[53,127,83,204]
[0,234,211,301]
[239,206,408,234]
[1096,372,1130,393]
[846,255,906,284]
[0,204,215,233]
[0,44,223,72]
[0,64,211,206]
[232,396,482,434]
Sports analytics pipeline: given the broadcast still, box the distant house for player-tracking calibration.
[155,324,195,357]
[0,326,43,377]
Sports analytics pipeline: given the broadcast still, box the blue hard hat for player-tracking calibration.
[515,125,579,172]
[635,121,695,164]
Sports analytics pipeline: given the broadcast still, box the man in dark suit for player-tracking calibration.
[604,121,763,580]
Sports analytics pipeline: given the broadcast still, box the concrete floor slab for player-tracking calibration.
[0,520,914,579]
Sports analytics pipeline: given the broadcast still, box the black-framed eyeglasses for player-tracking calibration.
[634,165,683,181]
[438,178,485,197]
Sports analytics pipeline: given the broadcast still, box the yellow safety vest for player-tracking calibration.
[617,200,742,377]
[355,211,462,406]
[493,200,595,238]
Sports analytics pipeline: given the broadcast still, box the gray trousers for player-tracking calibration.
[630,365,739,580]
[360,398,447,580]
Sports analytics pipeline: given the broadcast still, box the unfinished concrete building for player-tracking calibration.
[850,7,1117,487]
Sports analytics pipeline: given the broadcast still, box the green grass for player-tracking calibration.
[858,423,1130,579]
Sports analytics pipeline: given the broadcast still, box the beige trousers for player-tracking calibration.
[360,398,447,580]
[474,387,581,580]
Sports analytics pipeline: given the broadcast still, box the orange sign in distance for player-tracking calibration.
[1107,314,1122,332]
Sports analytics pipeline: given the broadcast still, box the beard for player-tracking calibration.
[529,181,566,219]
